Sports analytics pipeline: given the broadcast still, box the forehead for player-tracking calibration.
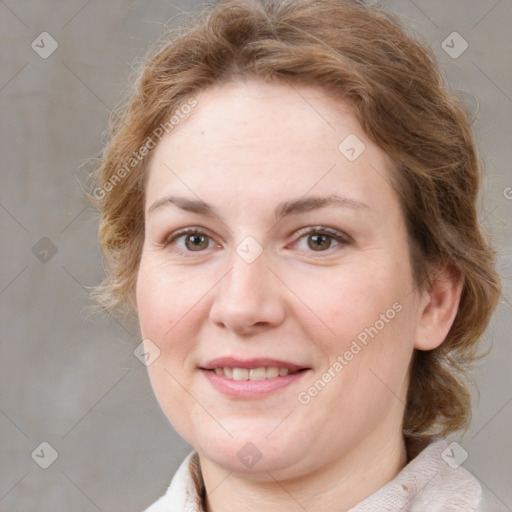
[145,79,395,212]
[163,79,361,155]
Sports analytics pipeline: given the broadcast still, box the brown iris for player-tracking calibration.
[185,233,209,251]
[307,234,333,251]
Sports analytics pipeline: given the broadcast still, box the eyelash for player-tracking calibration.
[162,226,351,255]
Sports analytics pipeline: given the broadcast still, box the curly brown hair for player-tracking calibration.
[90,0,501,438]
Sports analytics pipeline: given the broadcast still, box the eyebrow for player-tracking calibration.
[147,194,369,222]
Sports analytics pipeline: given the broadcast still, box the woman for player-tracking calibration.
[91,0,502,510]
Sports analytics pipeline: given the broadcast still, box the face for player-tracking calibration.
[136,79,423,479]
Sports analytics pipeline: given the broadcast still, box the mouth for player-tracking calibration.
[204,366,307,380]
[199,357,311,398]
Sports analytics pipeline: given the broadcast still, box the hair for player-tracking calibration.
[90,0,501,438]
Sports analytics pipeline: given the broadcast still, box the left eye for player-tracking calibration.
[294,228,349,252]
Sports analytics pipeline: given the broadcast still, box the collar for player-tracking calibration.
[143,438,482,512]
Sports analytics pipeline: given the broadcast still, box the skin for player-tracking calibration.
[136,79,462,512]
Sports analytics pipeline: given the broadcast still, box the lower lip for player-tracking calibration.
[200,369,310,398]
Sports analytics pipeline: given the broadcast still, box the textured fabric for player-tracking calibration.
[143,439,486,511]
[348,439,481,511]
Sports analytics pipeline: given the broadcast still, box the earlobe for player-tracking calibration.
[414,264,464,351]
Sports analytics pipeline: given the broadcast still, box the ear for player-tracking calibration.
[414,263,463,351]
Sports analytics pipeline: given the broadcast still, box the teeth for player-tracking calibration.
[232,368,249,381]
[249,368,266,380]
[212,366,294,380]
[266,367,279,378]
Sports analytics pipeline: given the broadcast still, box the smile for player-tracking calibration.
[209,367,301,380]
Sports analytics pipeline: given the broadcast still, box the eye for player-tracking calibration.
[164,228,215,252]
[162,226,349,254]
[293,227,350,252]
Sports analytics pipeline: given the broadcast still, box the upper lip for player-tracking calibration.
[200,357,309,372]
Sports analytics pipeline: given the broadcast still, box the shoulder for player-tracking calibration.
[141,451,203,512]
[351,438,483,511]
[409,439,508,512]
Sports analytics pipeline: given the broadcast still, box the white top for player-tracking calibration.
[142,439,503,511]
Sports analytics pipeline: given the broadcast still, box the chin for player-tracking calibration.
[191,425,313,477]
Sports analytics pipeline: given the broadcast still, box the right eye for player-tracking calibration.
[163,228,216,252]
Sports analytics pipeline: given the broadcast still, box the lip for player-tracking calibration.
[199,357,311,399]
[200,368,310,398]
[200,357,307,372]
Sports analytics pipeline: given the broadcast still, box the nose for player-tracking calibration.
[208,249,286,335]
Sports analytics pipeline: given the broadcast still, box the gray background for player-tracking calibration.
[0,1,511,510]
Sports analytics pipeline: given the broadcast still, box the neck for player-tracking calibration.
[200,431,407,512]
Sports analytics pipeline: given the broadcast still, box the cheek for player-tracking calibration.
[136,259,221,374]
[135,264,203,434]
[136,262,197,357]
[136,256,201,332]
[293,256,417,398]
[290,262,406,343]
[298,267,414,426]
[136,269,172,341]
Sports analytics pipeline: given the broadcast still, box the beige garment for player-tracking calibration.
[143,439,501,511]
